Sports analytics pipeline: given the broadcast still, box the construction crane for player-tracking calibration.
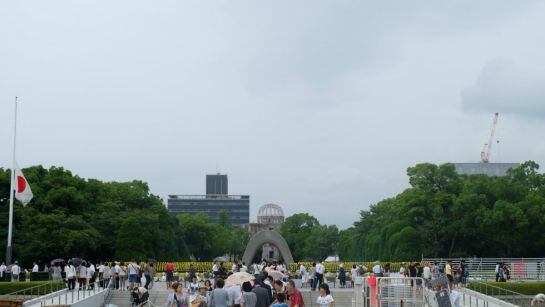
[480,112,499,163]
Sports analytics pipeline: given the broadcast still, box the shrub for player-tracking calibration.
[469,282,545,295]
[0,281,66,295]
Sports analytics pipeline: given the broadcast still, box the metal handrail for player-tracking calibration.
[469,279,527,297]
[19,278,110,306]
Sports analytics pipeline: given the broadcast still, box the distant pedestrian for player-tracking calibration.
[52,263,62,280]
[11,261,21,282]
[65,261,76,290]
[119,262,128,290]
[166,261,175,289]
[338,264,346,288]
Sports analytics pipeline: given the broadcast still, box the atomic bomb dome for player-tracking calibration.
[247,203,286,261]
[257,203,284,225]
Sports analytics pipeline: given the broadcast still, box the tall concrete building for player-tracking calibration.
[167,174,250,226]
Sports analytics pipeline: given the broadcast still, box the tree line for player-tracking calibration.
[337,161,545,260]
[2,161,545,266]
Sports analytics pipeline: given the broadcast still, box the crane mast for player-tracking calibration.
[480,112,499,163]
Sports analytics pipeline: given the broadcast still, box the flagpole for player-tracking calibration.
[6,96,18,265]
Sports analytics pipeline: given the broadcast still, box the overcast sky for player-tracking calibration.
[2,1,545,228]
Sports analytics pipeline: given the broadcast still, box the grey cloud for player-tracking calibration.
[461,59,545,118]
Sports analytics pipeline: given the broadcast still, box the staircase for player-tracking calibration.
[104,289,169,307]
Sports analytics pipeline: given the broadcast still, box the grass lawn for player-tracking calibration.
[469,281,545,296]
[0,281,66,295]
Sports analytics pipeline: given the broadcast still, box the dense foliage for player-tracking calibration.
[177,211,251,261]
[338,161,545,261]
[280,213,339,261]
[0,166,185,267]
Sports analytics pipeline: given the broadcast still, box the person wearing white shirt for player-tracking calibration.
[0,262,6,279]
[373,261,383,277]
[66,263,77,290]
[11,261,21,282]
[423,264,431,287]
[231,263,238,273]
[299,263,308,286]
[114,262,121,290]
[128,261,140,288]
[97,262,105,287]
[87,263,96,289]
[227,284,242,306]
[315,262,325,288]
[31,262,39,273]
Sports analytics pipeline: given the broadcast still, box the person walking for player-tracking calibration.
[102,263,111,289]
[315,262,325,289]
[350,265,357,288]
[445,261,453,288]
[114,262,121,290]
[209,278,229,307]
[78,262,87,290]
[128,260,140,289]
[310,263,317,291]
[166,261,175,289]
[286,279,304,307]
[52,263,62,281]
[65,262,76,290]
[298,263,308,288]
[373,261,383,277]
[240,281,257,307]
[316,283,334,307]
[143,261,154,289]
[252,278,271,307]
[11,261,21,282]
[338,264,346,288]
[119,262,128,290]
[97,262,105,288]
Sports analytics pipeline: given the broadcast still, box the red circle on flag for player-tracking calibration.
[17,176,27,193]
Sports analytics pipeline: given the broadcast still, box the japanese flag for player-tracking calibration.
[14,166,33,206]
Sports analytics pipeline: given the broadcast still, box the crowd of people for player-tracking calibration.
[158,259,339,307]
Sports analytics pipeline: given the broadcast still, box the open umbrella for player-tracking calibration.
[225,272,254,287]
[267,270,285,281]
[214,256,229,262]
[51,258,65,265]
[70,258,84,266]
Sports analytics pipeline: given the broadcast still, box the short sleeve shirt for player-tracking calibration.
[316,294,334,307]
[289,289,304,307]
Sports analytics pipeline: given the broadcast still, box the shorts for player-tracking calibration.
[129,274,138,283]
[167,271,174,282]
[447,274,453,282]
[416,279,422,286]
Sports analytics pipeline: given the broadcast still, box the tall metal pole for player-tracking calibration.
[6,96,18,265]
